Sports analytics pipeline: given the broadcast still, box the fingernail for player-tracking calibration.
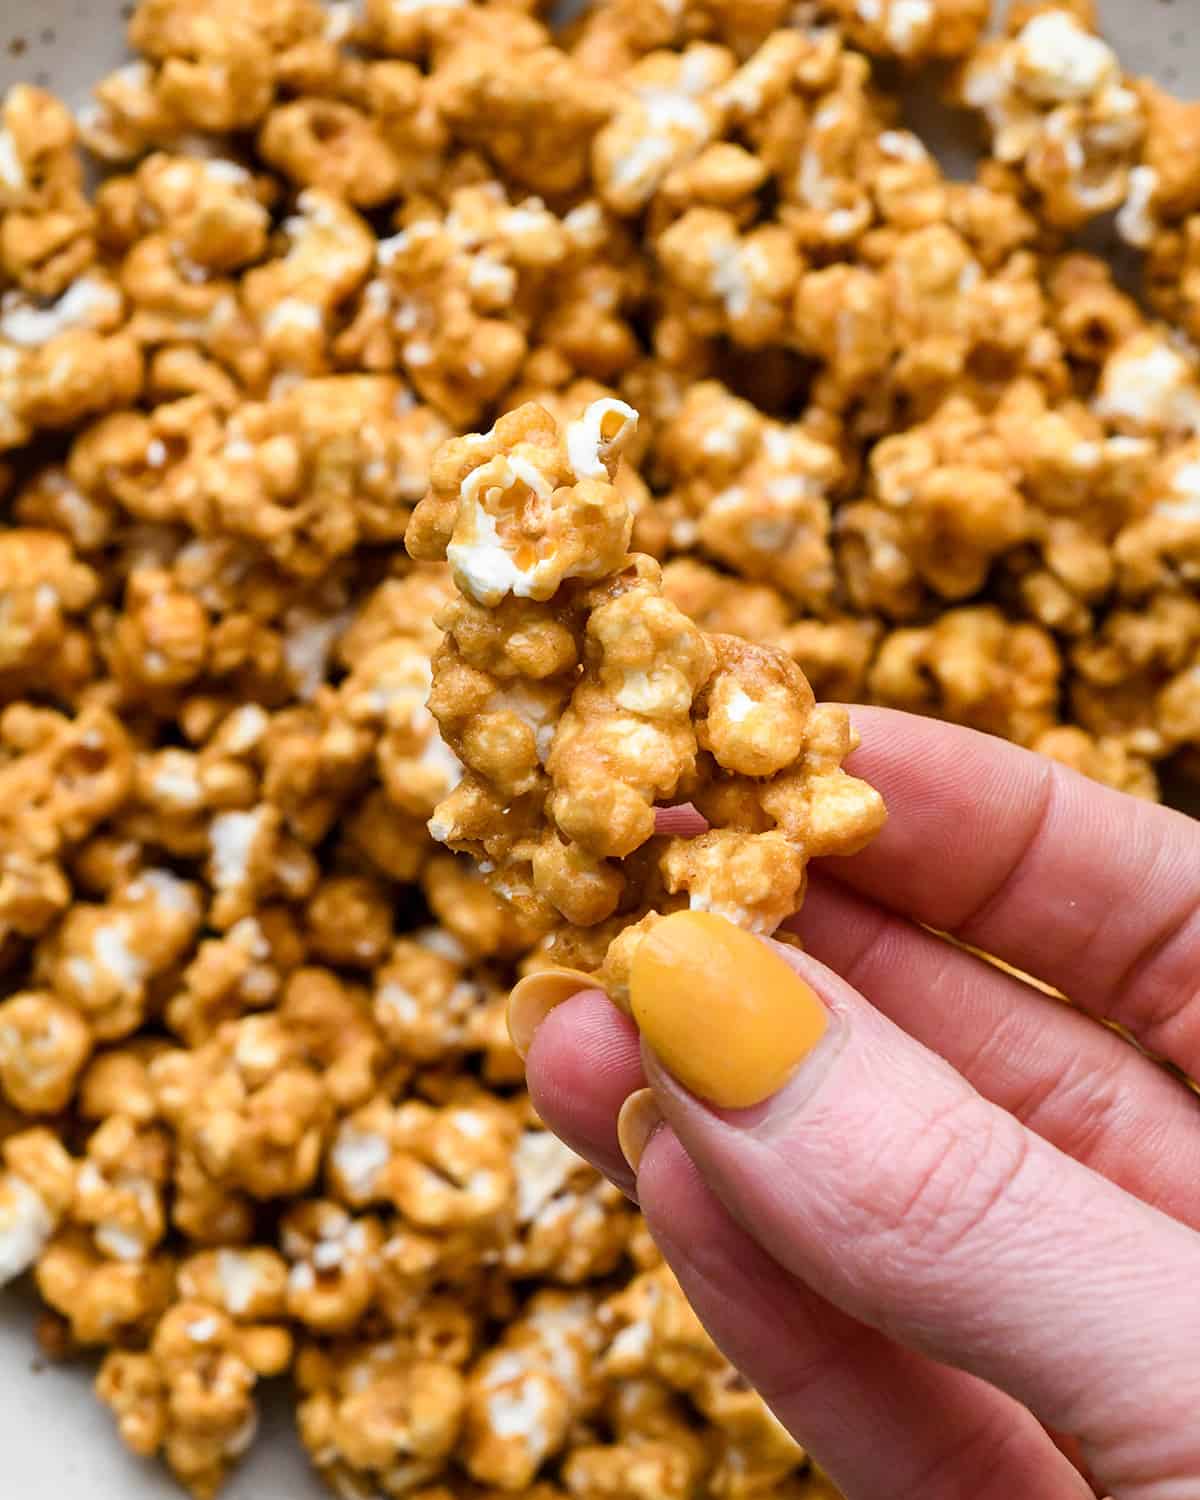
[630,911,829,1109]
[616,1088,662,1172]
[507,968,597,1059]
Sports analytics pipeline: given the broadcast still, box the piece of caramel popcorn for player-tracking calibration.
[958,7,1144,228]
[97,1300,291,1500]
[408,398,885,1003]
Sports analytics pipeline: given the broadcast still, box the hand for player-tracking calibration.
[516,708,1200,1500]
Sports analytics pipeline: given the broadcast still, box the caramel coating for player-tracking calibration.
[409,398,885,1005]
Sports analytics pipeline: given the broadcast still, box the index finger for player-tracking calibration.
[830,707,1200,1071]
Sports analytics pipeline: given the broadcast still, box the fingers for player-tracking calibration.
[635,1128,1092,1500]
[832,708,1200,1073]
[633,922,1200,1498]
[524,989,642,1194]
[790,874,1200,1229]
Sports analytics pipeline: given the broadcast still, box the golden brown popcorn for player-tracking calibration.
[259,99,407,206]
[241,190,374,379]
[127,0,281,133]
[12,464,117,553]
[0,991,92,1116]
[793,261,894,408]
[97,1300,291,1500]
[868,606,1062,747]
[66,397,222,527]
[435,29,615,198]
[0,528,99,701]
[502,1123,634,1284]
[35,868,204,1041]
[368,936,483,1065]
[593,45,735,218]
[0,85,97,299]
[177,1245,289,1321]
[108,566,212,694]
[304,874,394,970]
[76,60,183,163]
[0,85,88,214]
[296,1338,467,1499]
[151,1010,335,1200]
[1143,215,1200,346]
[462,1289,604,1488]
[825,0,988,63]
[131,152,272,274]
[36,1228,175,1345]
[176,377,431,577]
[778,50,888,253]
[655,209,801,351]
[867,397,1030,600]
[340,587,464,826]
[533,208,649,384]
[1114,439,1200,598]
[776,617,883,705]
[281,1198,385,1333]
[568,0,790,75]
[1068,592,1200,759]
[78,1040,171,1127]
[0,1129,76,1288]
[654,383,841,609]
[957,7,1144,228]
[360,0,544,64]
[74,1114,172,1264]
[410,397,639,605]
[410,397,884,1003]
[0,703,133,945]
[422,853,550,961]
[660,558,791,643]
[1,328,144,452]
[386,1092,519,1234]
[339,183,574,426]
[597,1259,806,1493]
[1094,328,1200,440]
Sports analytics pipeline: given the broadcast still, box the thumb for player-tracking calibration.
[627,911,1200,1498]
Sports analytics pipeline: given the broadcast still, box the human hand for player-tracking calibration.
[514,708,1200,1500]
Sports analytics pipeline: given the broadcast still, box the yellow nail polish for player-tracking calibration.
[616,1088,662,1172]
[630,911,828,1109]
[507,968,598,1059]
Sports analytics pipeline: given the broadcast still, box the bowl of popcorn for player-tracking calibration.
[0,0,1198,1495]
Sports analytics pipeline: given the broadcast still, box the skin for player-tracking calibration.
[523,707,1200,1500]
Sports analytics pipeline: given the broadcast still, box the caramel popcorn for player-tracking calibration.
[827,0,988,63]
[410,397,885,1001]
[869,606,1061,747]
[652,382,841,608]
[958,6,1144,227]
[296,1337,467,1497]
[1,0,1199,1495]
[97,1300,292,1499]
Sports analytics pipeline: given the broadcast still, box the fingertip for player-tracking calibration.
[524,988,644,1188]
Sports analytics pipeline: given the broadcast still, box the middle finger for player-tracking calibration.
[790,873,1200,1228]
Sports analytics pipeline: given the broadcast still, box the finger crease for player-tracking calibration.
[950,762,1057,948]
[1102,898,1200,1060]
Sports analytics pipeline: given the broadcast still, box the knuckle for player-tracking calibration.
[1010,1037,1127,1161]
[847,1090,1032,1272]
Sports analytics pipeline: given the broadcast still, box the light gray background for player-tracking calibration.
[0,1,1192,1494]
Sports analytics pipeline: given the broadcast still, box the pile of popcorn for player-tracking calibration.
[1,0,1199,1493]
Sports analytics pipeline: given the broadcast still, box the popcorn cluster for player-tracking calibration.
[2,0,1200,1494]
[408,397,886,1002]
